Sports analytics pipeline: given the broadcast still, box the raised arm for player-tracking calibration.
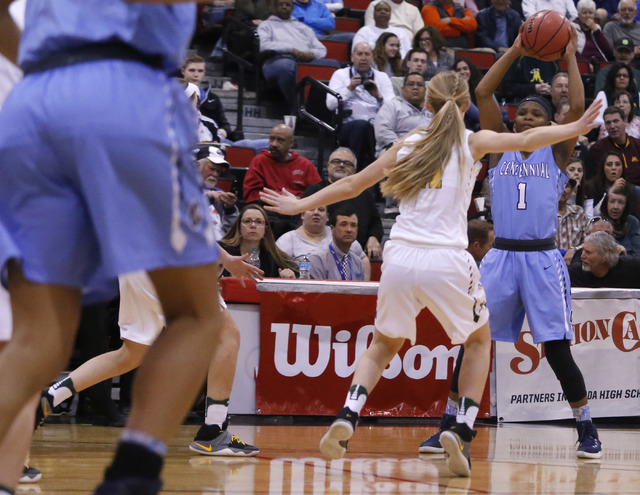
[553,25,584,171]
[475,33,527,132]
[469,99,602,160]
[260,147,397,215]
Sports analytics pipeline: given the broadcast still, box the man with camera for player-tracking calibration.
[327,42,395,171]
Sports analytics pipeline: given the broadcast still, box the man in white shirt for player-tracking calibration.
[327,42,395,170]
[364,0,424,39]
[522,0,578,20]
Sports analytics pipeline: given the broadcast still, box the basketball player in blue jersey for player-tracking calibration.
[419,29,603,459]
[0,1,238,494]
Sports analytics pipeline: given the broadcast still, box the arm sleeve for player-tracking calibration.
[374,101,400,147]
[258,23,295,53]
[376,72,396,103]
[308,30,328,59]
[305,3,335,34]
[448,8,477,33]
[327,70,351,111]
[475,11,498,50]
[364,1,375,26]
[242,160,266,203]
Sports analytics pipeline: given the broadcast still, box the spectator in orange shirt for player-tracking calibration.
[421,0,477,49]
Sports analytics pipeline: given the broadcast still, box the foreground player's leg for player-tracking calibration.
[439,323,490,477]
[42,339,148,418]
[544,339,602,459]
[419,346,464,453]
[95,264,222,495]
[320,331,405,460]
[190,309,258,457]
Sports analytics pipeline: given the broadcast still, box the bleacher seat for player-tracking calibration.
[321,40,351,65]
[334,17,362,32]
[455,50,495,70]
[225,145,256,168]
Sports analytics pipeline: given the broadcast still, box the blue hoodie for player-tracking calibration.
[293,0,335,37]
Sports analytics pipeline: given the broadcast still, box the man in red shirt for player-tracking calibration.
[243,124,321,236]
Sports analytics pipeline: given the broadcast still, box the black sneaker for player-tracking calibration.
[576,421,602,459]
[94,476,162,495]
[319,407,358,460]
[439,422,477,477]
[189,424,259,457]
[419,413,457,454]
[19,466,42,483]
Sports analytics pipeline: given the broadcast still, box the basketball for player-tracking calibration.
[522,10,572,61]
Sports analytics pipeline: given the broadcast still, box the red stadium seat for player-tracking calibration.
[224,146,256,169]
[321,40,351,64]
[455,50,496,70]
[334,17,362,32]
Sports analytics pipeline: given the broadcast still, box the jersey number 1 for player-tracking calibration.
[517,182,527,210]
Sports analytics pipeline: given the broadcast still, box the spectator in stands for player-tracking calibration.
[569,231,640,287]
[594,37,640,95]
[604,0,640,55]
[182,56,270,150]
[197,146,239,238]
[320,0,343,13]
[308,207,366,280]
[372,32,404,77]
[550,72,570,114]
[600,185,640,254]
[236,0,271,26]
[522,0,578,20]
[391,48,427,95]
[220,204,299,277]
[597,89,640,139]
[565,217,627,265]
[557,178,590,252]
[421,0,477,48]
[352,1,412,59]
[327,42,395,171]
[292,0,334,37]
[590,107,640,192]
[466,219,495,264]
[243,124,321,235]
[566,156,588,209]
[594,62,640,125]
[258,0,335,115]
[276,205,372,279]
[412,26,454,81]
[585,149,640,217]
[475,0,522,54]
[304,147,384,258]
[374,72,431,156]
[501,55,558,102]
[364,0,425,40]
[454,57,482,130]
[573,0,612,63]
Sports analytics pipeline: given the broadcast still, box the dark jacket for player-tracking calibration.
[475,7,521,51]
[569,255,640,288]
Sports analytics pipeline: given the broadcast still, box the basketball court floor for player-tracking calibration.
[24,418,640,494]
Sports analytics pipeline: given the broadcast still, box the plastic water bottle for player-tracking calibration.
[298,255,311,279]
[500,99,508,123]
[248,247,260,268]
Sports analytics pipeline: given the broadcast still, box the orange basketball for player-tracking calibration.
[522,10,572,61]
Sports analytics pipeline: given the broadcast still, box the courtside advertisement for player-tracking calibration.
[496,294,640,421]
[255,287,491,417]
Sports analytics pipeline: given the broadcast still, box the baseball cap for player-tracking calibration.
[614,37,634,51]
[196,146,230,170]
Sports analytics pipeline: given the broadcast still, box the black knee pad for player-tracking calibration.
[543,339,587,403]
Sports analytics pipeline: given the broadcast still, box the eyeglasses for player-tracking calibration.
[405,81,425,87]
[588,216,612,225]
[329,158,356,168]
[241,218,266,226]
[616,73,630,78]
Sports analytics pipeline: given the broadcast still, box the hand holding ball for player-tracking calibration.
[521,10,572,61]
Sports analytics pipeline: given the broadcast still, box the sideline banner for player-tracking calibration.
[495,297,640,422]
[256,288,490,417]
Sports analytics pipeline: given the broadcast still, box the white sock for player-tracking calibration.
[205,397,229,427]
[49,377,75,407]
[456,397,479,429]
[343,384,368,415]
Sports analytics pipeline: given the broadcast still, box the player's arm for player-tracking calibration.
[475,31,528,132]
[260,146,397,216]
[0,1,20,65]
[553,24,584,171]
[469,99,601,161]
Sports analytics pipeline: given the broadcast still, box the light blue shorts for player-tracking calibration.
[0,59,218,298]
[480,248,573,344]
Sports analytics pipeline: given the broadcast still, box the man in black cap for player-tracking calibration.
[594,37,640,94]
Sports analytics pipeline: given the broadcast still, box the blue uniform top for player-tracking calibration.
[18,0,196,72]
[489,146,569,240]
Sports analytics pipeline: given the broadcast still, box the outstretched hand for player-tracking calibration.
[222,253,264,287]
[259,188,303,216]
[575,99,604,134]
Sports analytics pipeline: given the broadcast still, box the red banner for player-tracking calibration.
[256,289,490,417]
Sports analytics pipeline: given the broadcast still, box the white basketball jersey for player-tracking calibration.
[389,129,480,249]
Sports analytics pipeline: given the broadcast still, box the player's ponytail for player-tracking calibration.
[381,71,468,202]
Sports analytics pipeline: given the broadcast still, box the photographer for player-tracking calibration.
[327,42,395,171]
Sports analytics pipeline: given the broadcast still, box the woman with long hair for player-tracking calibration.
[600,185,640,255]
[412,26,453,81]
[597,89,640,139]
[594,62,640,125]
[566,157,587,208]
[372,32,403,77]
[584,150,639,218]
[454,57,482,130]
[220,204,298,278]
[260,70,600,476]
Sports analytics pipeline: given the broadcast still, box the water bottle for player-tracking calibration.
[248,247,260,268]
[500,99,508,123]
[298,255,311,279]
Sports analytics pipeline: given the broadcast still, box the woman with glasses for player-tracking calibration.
[600,185,640,255]
[411,26,453,81]
[594,62,639,125]
[584,151,639,218]
[220,204,298,278]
